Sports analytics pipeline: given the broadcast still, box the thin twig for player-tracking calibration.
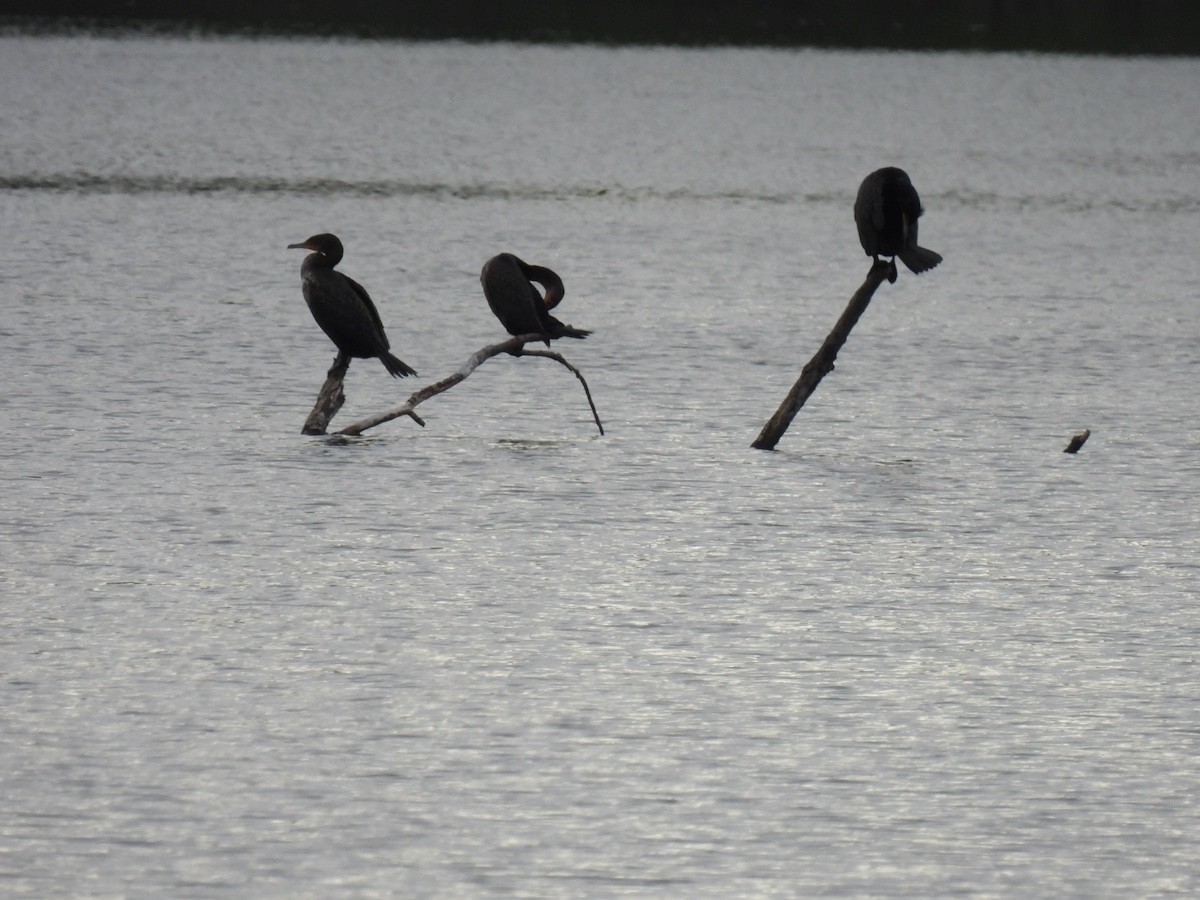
[519,349,605,436]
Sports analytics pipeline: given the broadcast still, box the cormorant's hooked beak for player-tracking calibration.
[287,240,320,254]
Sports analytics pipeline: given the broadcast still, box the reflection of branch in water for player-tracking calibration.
[301,333,602,438]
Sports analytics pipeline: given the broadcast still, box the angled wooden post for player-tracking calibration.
[752,259,893,451]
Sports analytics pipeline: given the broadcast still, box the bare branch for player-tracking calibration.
[317,334,602,437]
[752,259,892,451]
[518,348,605,436]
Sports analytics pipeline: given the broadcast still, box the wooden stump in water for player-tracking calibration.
[752,259,893,451]
[302,352,350,436]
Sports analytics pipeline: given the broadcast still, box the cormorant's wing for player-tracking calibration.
[512,258,560,333]
[343,274,384,336]
[483,254,544,335]
[342,273,388,338]
[894,178,924,244]
[524,278,555,332]
[869,192,888,232]
[853,173,885,257]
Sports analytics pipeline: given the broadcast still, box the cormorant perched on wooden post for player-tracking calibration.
[288,233,417,377]
[854,167,942,283]
[480,253,591,347]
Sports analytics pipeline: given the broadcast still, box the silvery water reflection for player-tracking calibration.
[1,35,1198,896]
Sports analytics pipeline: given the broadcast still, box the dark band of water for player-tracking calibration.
[3,172,1197,215]
[0,172,800,204]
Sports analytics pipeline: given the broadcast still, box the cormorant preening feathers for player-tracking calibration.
[287,233,416,377]
[480,253,591,346]
[854,167,942,283]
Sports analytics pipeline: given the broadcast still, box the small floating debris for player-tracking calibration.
[1064,429,1091,454]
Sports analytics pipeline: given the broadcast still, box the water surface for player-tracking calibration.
[2,35,1199,896]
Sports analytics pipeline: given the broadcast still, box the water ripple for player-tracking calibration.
[3,172,1194,214]
[0,171,802,204]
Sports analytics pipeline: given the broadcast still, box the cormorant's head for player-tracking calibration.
[287,233,342,259]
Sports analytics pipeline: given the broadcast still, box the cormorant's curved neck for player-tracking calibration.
[520,262,565,308]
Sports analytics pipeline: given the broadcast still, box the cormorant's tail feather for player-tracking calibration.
[547,315,591,340]
[898,246,943,275]
[381,352,417,377]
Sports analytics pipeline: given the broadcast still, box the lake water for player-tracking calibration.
[2,33,1199,896]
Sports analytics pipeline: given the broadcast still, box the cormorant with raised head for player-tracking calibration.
[854,167,942,283]
[480,253,591,347]
[287,233,417,377]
